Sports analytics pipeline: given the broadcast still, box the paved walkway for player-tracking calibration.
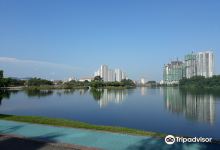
[0,134,97,150]
[0,120,219,150]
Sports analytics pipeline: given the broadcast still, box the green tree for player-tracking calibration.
[90,80,105,88]
[179,75,220,89]
[121,79,136,87]
[27,78,53,86]
[93,76,103,81]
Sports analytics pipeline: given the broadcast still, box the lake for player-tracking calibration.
[0,87,220,139]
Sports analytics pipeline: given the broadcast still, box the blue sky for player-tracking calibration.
[0,0,220,81]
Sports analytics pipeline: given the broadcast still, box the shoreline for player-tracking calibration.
[0,86,24,90]
[0,86,136,90]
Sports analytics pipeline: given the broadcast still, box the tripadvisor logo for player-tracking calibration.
[165,135,212,145]
[165,135,175,145]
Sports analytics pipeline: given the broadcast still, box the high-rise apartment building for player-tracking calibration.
[185,51,214,78]
[94,65,127,82]
[163,60,185,84]
[115,69,122,82]
[108,69,115,82]
[163,51,214,84]
[196,51,214,78]
[185,53,197,78]
[100,65,108,82]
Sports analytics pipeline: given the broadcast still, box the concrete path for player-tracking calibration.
[0,120,219,150]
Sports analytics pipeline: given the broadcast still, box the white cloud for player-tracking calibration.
[0,57,84,79]
[0,57,79,71]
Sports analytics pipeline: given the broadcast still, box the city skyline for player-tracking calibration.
[0,50,217,82]
[94,65,127,82]
[0,1,220,81]
[163,51,214,84]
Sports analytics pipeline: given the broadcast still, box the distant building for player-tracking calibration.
[94,65,108,81]
[68,77,77,82]
[185,53,197,78]
[108,69,115,82]
[185,51,214,78]
[140,78,146,85]
[163,60,185,84]
[101,65,108,82]
[122,72,126,80]
[163,51,215,84]
[196,51,214,78]
[94,70,100,77]
[115,69,122,82]
[53,80,63,85]
[94,65,127,82]
[79,77,94,82]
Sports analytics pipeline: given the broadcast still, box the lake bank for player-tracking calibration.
[21,85,136,90]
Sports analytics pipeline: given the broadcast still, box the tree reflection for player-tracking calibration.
[163,87,216,125]
[25,90,53,98]
[90,88,103,101]
[0,90,11,106]
[56,88,89,96]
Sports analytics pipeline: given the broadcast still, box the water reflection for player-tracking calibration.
[140,87,146,96]
[0,90,19,106]
[21,88,128,108]
[0,90,10,106]
[56,88,89,96]
[78,88,89,95]
[1,88,217,125]
[25,90,53,98]
[164,88,216,124]
[90,88,128,108]
[90,88,103,101]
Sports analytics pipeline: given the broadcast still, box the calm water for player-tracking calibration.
[0,87,220,139]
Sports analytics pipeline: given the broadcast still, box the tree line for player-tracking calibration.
[0,69,135,89]
[0,70,25,87]
[0,70,53,87]
[63,76,136,89]
[179,75,220,89]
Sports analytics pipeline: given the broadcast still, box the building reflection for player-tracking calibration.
[98,89,128,108]
[164,88,215,125]
[90,89,128,108]
[140,87,146,96]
